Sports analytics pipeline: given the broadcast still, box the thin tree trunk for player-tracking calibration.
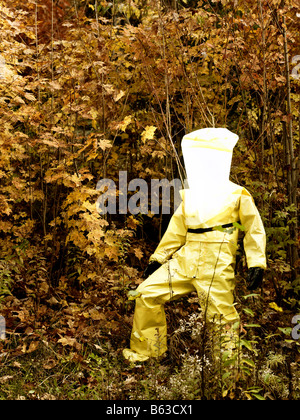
[282,17,298,277]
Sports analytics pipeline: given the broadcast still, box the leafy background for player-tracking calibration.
[0,0,299,400]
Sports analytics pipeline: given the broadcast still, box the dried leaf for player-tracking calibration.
[119,115,132,131]
[89,308,105,320]
[141,126,157,143]
[0,375,14,384]
[98,139,112,150]
[134,247,143,260]
[114,89,125,102]
[57,336,77,347]
[43,359,58,370]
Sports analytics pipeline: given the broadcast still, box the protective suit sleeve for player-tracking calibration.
[150,202,187,264]
[239,190,267,270]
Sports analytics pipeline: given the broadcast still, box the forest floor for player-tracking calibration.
[0,270,299,401]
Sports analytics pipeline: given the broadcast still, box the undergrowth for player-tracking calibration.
[0,281,299,400]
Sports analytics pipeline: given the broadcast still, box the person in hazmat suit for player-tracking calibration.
[123,128,267,362]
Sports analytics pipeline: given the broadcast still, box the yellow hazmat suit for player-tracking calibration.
[123,128,267,362]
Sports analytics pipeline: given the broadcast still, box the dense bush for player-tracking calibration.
[0,0,299,400]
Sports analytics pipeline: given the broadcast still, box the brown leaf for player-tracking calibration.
[134,247,143,260]
[43,359,58,370]
[89,308,105,321]
[0,375,14,384]
[57,336,76,346]
[57,336,81,351]
[22,341,39,353]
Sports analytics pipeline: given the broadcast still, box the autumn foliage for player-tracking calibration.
[0,0,299,400]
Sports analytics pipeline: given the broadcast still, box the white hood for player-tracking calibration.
[181,127,239,225]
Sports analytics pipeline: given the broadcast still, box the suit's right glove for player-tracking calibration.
[247,267,264,290]
[143,260,161,279]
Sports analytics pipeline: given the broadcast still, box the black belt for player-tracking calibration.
[187,223,234,234]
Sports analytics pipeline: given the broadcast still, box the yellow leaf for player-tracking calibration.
[119,115,132,131]
[98,139,112,150]
[222,389,228,398]
[269,302,283,312]
[104,245,119,261]
[70,173,82,187]
[141,125,157,143]
[44,233,53,241]
[114,89,125,102]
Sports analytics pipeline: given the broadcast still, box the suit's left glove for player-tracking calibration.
[247,267,264,290]
[143,260,161,279]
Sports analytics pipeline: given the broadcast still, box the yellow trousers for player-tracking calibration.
[129,250,240,359]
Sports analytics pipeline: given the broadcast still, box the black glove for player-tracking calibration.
[247,267,264,290]
[143,260,161,279]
